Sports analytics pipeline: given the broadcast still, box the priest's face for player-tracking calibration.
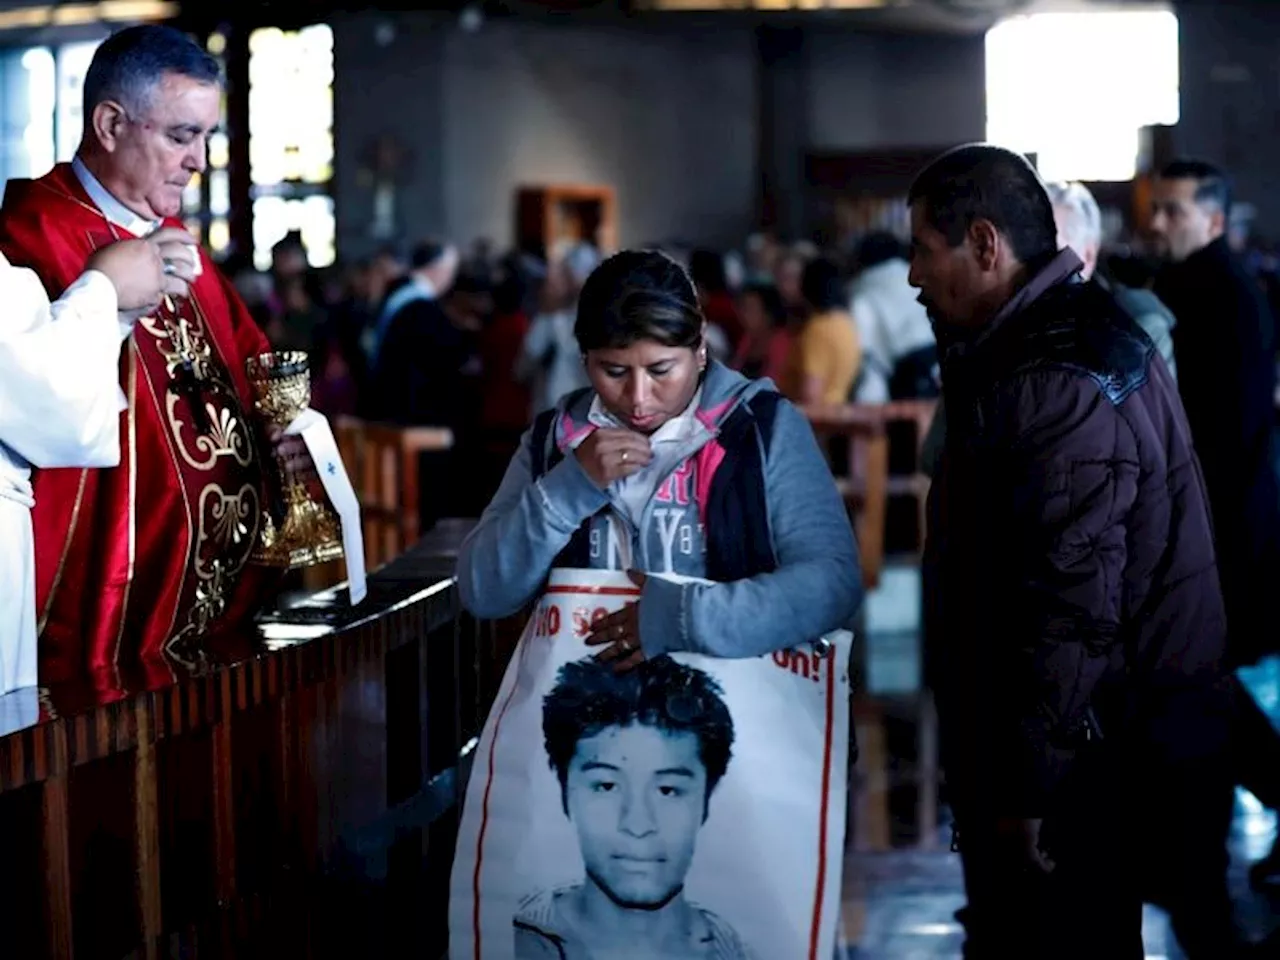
[108,71,220,220]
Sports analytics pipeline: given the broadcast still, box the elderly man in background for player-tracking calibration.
[1047,181,1178,379]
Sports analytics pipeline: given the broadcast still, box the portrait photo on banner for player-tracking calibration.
[449,569,850,960]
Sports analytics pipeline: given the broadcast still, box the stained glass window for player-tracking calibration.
[20,48,55,177]
[54,41,97,162]
[181,30,230,257]
[248,24,335,270]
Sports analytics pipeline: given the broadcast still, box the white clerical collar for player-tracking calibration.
[72,156,161,237]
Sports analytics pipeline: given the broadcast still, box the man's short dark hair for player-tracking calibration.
[84,25,221,118]
[543,656,735,816]
[907,144,1058,265]
[411,240,450,269]
[1160,158,1232,217]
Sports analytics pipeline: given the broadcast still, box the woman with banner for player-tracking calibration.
[452,249,861,960]
[456,248,861,665]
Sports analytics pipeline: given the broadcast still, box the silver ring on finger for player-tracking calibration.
[163,261,176,276]
[621,450,629,464]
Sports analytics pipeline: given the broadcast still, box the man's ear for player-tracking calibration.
[1207,205,1228,241]
[968,219,1001,272]
[90,101,128,153]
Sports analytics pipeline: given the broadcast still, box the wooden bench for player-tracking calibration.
[333,417,455,574]
[804,404,890,591]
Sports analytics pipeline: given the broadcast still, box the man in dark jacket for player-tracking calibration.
[1152,160,1280,666]
[912,145,1231,958]
[1150,159,1280,891]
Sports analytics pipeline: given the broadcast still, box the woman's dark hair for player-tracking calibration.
[801,257,847,312]
[741,282,786,329]
[575,250,704,352]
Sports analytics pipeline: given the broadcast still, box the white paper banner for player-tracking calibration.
[285,407,367,604]
[450,568,851,960]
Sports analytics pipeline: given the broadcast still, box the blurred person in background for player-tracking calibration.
[518,242,599,414]
[265,268,327,361]
[1048,182,1177,379]
[774,248,809,326]
[690,249,742,352]
[367,239,463,427]
[479,268,533,497]
[780,256,860,406]
[731,282,791,383]
[745,232,781,284]
[1149,159,1280,899]
[848,231,937,403]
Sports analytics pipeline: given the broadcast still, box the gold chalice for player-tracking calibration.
[245,351,344,569]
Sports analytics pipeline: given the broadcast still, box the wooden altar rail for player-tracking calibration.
[803,399,937,591]
[804,401,939,860]
[0,520,515,960]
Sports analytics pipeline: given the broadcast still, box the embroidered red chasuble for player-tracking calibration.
[0,163,279,683]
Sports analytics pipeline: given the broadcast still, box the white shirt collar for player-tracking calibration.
[72,156,161,237]
[587,386,705,445]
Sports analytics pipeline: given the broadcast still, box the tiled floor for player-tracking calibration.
[841,565,1280,958]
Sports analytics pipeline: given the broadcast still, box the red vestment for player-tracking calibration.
[0,163,278,683]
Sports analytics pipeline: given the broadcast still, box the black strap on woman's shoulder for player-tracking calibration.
[529,388,593,480]
[529,407,558,480]
[704,389,782,581]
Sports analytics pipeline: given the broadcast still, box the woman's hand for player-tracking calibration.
[574,428,652,488]
[585,571,648,672]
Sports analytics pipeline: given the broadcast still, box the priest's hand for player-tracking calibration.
[147,227,200,299]
[87,238,166,311]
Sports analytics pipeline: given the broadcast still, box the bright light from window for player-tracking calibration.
[986,9,1179,182]
[21,47,55,177]
[54,41,98,162]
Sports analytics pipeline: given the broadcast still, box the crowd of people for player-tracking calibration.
[228,220,953,522]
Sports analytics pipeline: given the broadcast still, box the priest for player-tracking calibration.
[0,25,312,684]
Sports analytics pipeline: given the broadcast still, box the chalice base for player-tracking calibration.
[252,492,345,570]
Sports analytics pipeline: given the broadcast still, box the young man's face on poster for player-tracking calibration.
[565,722,708,908]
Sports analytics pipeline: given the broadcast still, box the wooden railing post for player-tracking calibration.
[212,671,237,908]
[40,721,74,960]
[134,697,162,960]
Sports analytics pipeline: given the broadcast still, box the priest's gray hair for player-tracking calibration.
[1046,181,1103,255]
[83,24,221,120]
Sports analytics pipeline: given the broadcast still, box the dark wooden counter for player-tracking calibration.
[0,518,518,960]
